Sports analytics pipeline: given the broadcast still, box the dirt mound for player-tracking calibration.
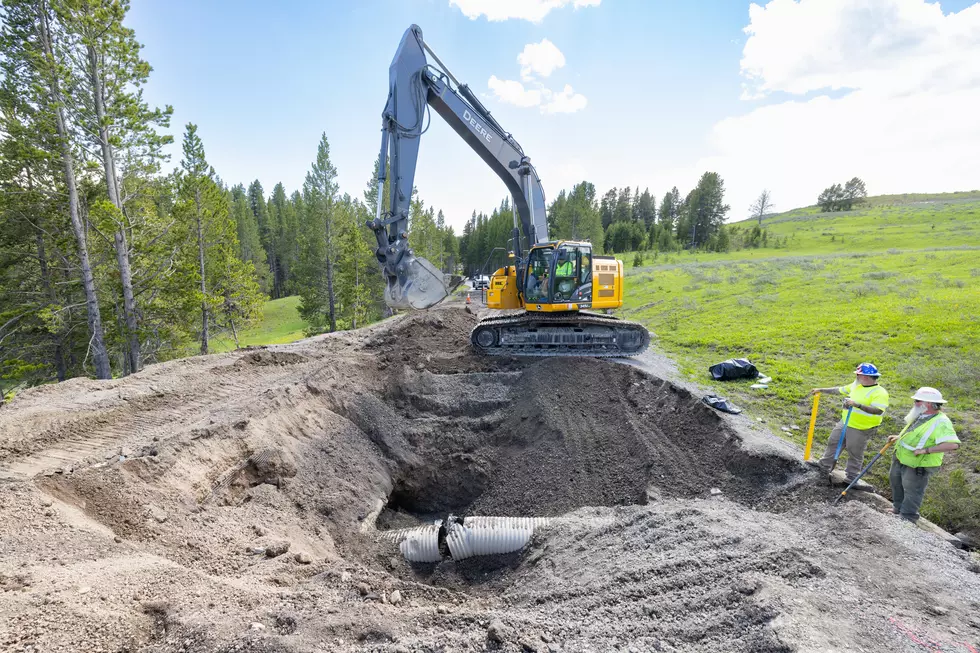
[1,303,979,653]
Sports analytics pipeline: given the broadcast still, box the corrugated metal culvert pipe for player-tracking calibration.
[378,515,552,562]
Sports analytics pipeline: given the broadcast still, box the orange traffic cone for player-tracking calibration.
[466,293,471,304]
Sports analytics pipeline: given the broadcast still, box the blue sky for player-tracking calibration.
[128,0,980,230]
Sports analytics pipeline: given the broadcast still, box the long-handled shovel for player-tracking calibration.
[830,406,854,472]
[833,420,913,505]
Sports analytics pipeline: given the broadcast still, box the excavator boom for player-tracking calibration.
[369,25,548,309]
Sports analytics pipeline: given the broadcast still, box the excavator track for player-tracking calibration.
[470,311,651,358]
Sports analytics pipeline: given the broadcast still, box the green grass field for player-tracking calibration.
[622,193,980,532]
[209,295,309,354]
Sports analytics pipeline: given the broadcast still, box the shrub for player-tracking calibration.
[921,470,980,534]
[864,271,898,280]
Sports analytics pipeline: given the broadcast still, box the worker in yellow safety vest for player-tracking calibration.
[809,363,889,481]
[887,387,960,522]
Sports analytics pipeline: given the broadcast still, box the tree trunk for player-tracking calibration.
[325,209,336,332]
[352,257,358,330]
[195,188,209,354]
[230,319,240,349]
[38,3,111,380]
[88,43,140,374]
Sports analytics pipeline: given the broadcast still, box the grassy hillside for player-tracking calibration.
[209,295,309,354]
[623,194,980,532]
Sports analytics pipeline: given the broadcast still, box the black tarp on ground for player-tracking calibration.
[709,358,759,381]
[702,395,742,414]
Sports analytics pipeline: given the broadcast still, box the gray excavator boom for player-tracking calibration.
[368,25,549,309]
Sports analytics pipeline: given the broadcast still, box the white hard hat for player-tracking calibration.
[911,387,946,404]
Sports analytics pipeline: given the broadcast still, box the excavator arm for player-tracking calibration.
[369,25,549,309]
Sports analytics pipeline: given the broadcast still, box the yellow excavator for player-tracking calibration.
[366,25,649,358]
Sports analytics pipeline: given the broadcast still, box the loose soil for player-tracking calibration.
[1,301,978,653]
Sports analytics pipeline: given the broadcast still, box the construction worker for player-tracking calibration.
[888,387,960,522]
[809,363,889,481]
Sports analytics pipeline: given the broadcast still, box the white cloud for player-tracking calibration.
[542,84,588,113]
[488,39,587,114]
[488,76,543,108]
[488,77,588,114]
[741,0,980,97]
[518,39,566,81]
[700,0,980,221]
[450,0,600,23]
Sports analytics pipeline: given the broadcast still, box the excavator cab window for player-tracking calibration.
[553,245,592,303]
[524,248,553,302]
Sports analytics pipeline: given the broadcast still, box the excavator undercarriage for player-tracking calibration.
[470,311,651,358]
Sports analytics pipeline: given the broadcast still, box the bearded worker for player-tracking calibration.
[888,387,960,522]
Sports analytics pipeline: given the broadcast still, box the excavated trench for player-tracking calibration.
[368,356,805,537]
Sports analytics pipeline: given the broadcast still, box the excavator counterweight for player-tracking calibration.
[370,25,650,357]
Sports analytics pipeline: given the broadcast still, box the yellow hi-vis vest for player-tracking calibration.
[837,381,889,430]
[895,413,959,468]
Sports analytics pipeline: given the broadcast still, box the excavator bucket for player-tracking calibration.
[384,254,449,310]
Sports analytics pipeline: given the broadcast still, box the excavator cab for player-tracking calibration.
[523,243,593,308]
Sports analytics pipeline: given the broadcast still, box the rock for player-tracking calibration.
[141,599,170,615]
[340,571,352,583]
[487,619,512,644]
[710,488,722,496]
[926,605,949,616]
[250,622,266,632]
[265,541,290,557]
[147,504,168,523]
[253,524,269,537]
[294,552,313,564]
[248,546,266,555]
[114,535,123,544]
[520,638,540,652]
[43,508,55,517]
[40,497,53,507]
[357,583,371,596]
[954,531,979,549]
[437,604,450,614]
[389,556,400,569]
[389,589,402,605]
[780,426,791,432]
[79,587,92,595]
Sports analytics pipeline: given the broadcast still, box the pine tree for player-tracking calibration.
[176,125,261,352]
[230,184,270,293]
[298,133,339,333]
[334,196,378,329]
[600,188,617,229]
[614,187,632,223]
[681,172,729,249]
[636,189,656,230]
[61,0,173,374]
[13,0,113,378]
[177,124,212,353]
[658,187,681,235]
[248,180,279,296]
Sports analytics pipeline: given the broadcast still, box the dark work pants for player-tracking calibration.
[889,456,937,521]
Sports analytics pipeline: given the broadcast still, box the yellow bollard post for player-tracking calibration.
[804,392,820,461]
